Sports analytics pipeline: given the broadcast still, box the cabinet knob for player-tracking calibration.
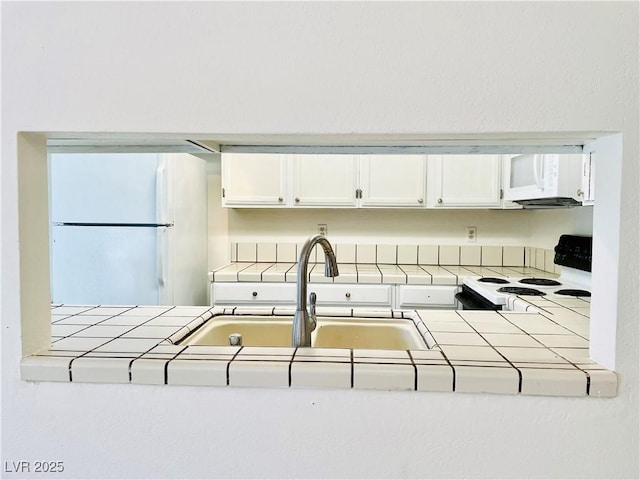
[418,198,424,204]
[295,197,300,203]
[252,291,258,297]
[437,198,443,204]
[278,197,283,202]
[345,292,351,299]
[577,189,584,197]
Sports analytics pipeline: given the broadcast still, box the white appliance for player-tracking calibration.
[503,153,586,207]
[457,235,592,310]
[50,152,208,306]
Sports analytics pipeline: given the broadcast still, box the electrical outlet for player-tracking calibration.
[318,224,328,236]
[466,226,477,242]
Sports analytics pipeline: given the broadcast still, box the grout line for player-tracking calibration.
[162,345,189,385]
[406,350,418,391]
[226,346,244,386]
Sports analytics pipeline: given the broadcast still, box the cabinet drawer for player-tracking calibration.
[397,285,459,308]
[310,284,393,307]
[212,283,296,305]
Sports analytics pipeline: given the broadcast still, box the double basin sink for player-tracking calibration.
[179,315,429,350]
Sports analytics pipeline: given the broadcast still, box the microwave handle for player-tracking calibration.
[533,154,545,189]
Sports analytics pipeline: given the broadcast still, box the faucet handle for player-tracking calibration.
[308,291,317,332]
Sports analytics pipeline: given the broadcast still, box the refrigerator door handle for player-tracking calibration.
[156,159,169,225]
[157,226,171,303]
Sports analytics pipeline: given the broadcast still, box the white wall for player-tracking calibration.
[528,207,594,248]
[2,2,638,479]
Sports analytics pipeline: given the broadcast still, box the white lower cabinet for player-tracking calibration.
[310,284,393,307]
[212,283,297,305]
[396,285,459,309]
[212,282,458,309]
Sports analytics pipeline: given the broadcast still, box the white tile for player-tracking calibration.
[460,246,481,266]
[356,244,376,263]
[495,346,569,364]
[257,243,277,262]
[520,368,587,396]
[409,349,448,362]
[439,346,505,362]
[503,246,525,267]
[422,321,475,333]
[83,306,134,316]
[333,263,358,283]
[167,359,228,386]
[354,349,411,362]
[181,345,241,356]
[467,319,523,335]
[93,338,161,353]
[295,347,351,359]
[237,243,257,262]
[356,264,382,283]
[376,245,397,264]
[531,334,588,348]
[535,248,546,270]
[277,243,298,263]
[237,263,275,282]
[230,242,238,261]
[51,324,89,337]
[439,245,460,265]
[378,264,407,284]
[126,306,174,317]
[262,263,294,282]
[481,246,503,266]
[454,366,519,394]
[524,247,532,267]
[72,325,134,338]
[397,245,418,264]
[416,364,454,392]
[71,357,131,383]
[21,356,72,382]
[432,332,489,346]
[144,316,192,327]
[587,370,618,397]
[50,337,110,352]
[122,326,181,339]
[353,363,414,390]
[544,249,556,273]
[335,244,356,263]
[482,333,543,347]
[418,245,438,265]
[549,347,591,363]
[399,265,431,285]
[130,358,166,385]
[228,361,290,387]
[420,266,457,285]
[290,361,351,389]
[168,306,213,317]
[51,306,95,315]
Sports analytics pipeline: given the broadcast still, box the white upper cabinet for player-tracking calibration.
[358,155,427,207]
[292,155,358,207]
[427,154,502,208]
[222,153,287,207]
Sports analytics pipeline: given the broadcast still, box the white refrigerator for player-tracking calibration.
[50,152,208,306]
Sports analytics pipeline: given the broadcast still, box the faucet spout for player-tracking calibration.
[292,234,339,347]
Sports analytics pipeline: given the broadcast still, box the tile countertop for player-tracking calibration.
[209,263,560,285]
[21,298,617,397]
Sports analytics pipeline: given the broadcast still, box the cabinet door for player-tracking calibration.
[359,155,427,207]
[292,155,357,207]
[429,155,502,207]
[222,153,287,206]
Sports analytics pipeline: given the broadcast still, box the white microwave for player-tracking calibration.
[503,153,586,207]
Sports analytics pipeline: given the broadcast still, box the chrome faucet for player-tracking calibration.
[292,234,339,347]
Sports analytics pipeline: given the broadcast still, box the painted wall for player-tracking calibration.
[2,3,638,480]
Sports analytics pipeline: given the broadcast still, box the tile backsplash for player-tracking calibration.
[229,243,560,274]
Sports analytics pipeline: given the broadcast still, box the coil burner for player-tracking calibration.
[477,277,510,284]
[497,286,546,296]
[519,278,562,287]
[554,289,591,297]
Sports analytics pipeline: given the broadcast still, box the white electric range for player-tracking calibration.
[456,235,592,310]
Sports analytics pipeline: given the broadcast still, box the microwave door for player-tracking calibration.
[505,154,548,200]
